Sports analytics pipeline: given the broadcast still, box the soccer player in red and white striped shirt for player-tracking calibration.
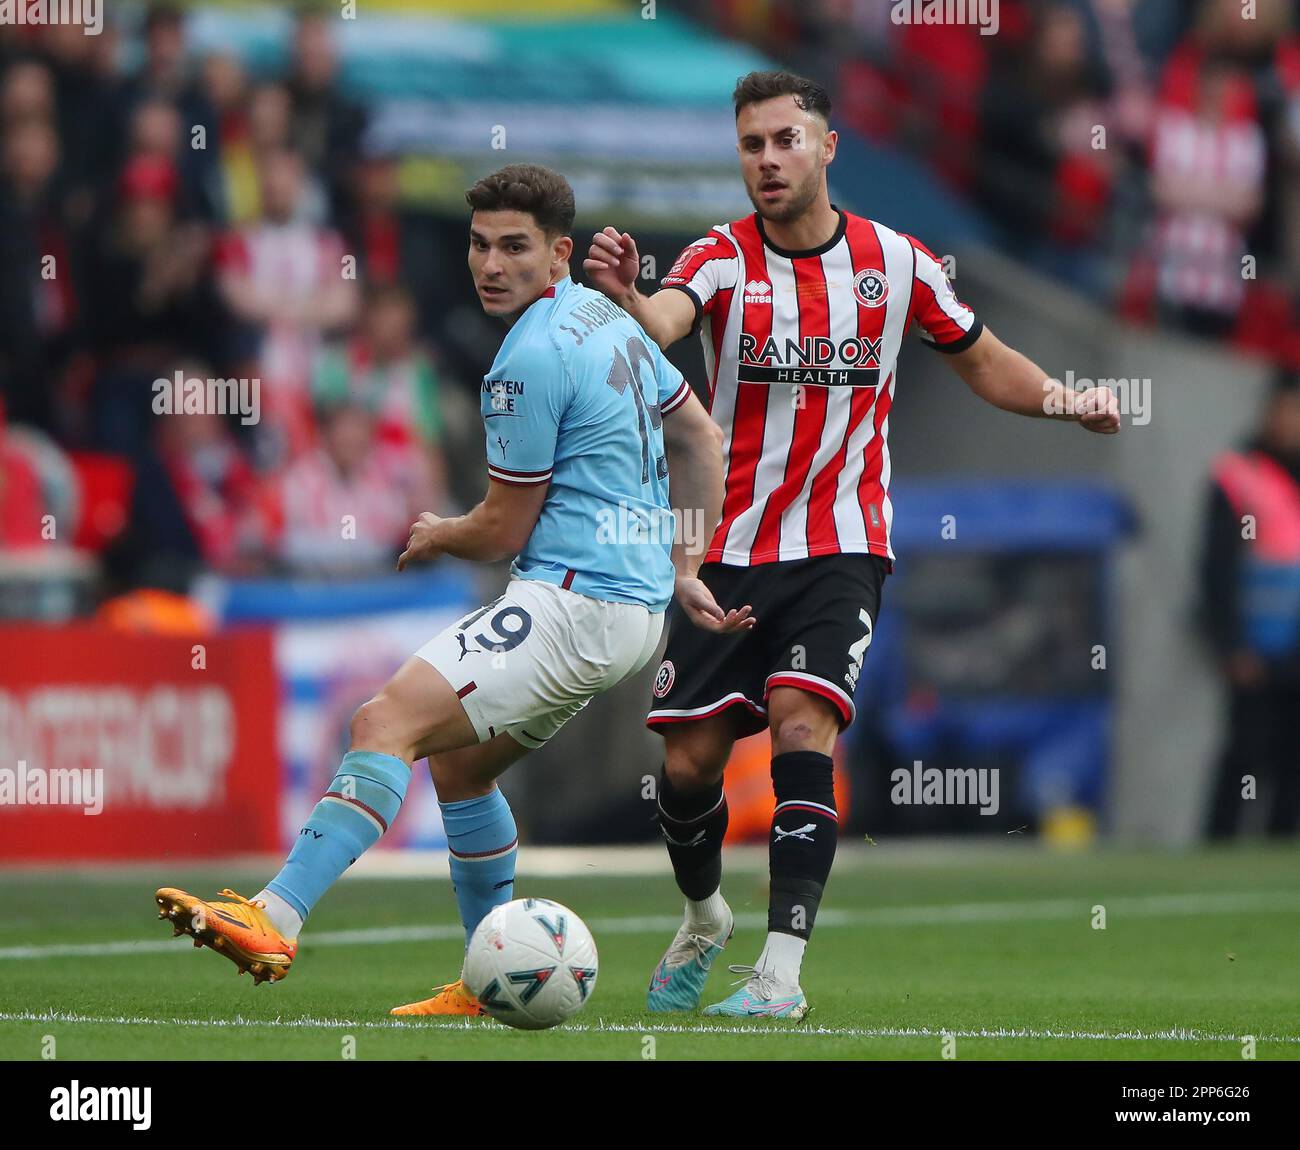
[585,70,1120,1019]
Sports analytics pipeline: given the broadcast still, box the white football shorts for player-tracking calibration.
[415,577,664,748]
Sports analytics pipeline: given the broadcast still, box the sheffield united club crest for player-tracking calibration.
[653,660,676,698]
[854,269,889,308]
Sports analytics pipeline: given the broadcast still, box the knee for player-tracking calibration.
[768,686,841,754]
[664,745,726,792]
[349,695,405,758]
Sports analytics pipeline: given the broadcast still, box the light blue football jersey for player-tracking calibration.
[482,276,693,612]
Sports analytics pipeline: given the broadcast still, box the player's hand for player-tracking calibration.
[583,227,641,303]
[1076,387,1121,434]
[675,575,756,633]
[397,512,444,571]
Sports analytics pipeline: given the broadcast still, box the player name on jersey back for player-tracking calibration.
[660,209,981,568]
[480,276,689,612]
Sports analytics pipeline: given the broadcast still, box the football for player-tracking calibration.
[463,898,599,1030]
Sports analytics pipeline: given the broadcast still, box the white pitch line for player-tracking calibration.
[0,1009,1296,1046]
[1,890,1296,962]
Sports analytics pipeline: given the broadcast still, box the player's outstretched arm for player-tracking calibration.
[397,479,548,569]
[583,227,697,349]
[663,391,755,634]
[945,327,1121,434]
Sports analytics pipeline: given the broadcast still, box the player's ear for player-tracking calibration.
[552,234,574,267]
[822,128,837,164]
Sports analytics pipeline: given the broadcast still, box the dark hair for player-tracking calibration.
[366,281,415,312]
[1271,368,1300,397]
[465,164,576,238]
[733,70,832,122]
[145,3,184,32]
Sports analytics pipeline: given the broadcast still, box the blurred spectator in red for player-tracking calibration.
[0,397,47,550]
[312,284,450,507]
[124,4,222,223]
[157,408,261,571]
[976,3,1116,291]
[215,146,359,469]
[120,395,262,589]
[891,16,997,193]
[84,156,215,461]
[125,96,224,222]
[262,398,435,577]
[1149,52,1265,337]
[0,392,80,551]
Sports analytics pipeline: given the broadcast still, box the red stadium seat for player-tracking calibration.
[68,452,134,552]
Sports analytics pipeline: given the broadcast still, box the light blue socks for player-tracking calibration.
[440,788,518,943]
[265,750,410,925]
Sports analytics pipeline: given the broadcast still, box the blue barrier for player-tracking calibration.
[209,564,478,624]
[851,481,1133,827]
[886,481,1135,552]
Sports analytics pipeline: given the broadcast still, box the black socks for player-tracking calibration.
[656,767,729,901]
[767,751,838,940]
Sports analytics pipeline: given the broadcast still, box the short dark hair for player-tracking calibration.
[1271,368,1300,397]
[366,281,415,313]
[145,3,183,32]
[465,164,575,238]
[733,70,832,123]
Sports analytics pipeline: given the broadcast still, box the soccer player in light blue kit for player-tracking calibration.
[154,164,750,1015]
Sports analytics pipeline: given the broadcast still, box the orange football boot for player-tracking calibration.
[155,887,297,986]
[390,980,487,1017]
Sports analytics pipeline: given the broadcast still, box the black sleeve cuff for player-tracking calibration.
[925,318,984,355]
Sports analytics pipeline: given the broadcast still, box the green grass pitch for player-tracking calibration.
[1,844,1296,1061]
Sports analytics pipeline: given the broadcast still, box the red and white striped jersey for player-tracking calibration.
[659,209,981,567]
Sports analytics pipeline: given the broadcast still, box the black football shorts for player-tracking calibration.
[646,553,889,737]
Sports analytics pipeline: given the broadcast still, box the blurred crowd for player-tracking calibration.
[695,0,1300,357]
[0,5,465,598]
[11,0,1300,603]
